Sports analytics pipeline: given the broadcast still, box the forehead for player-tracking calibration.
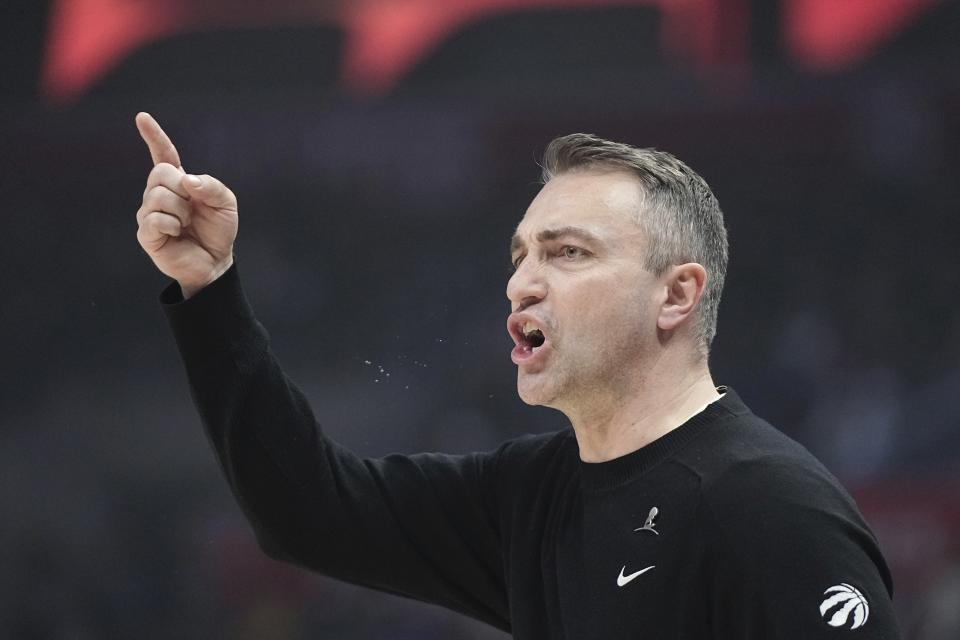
[512,170,645,246]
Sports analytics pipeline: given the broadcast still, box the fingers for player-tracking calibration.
[135,112,182,169]
[137,211,182,248]
[144,162,188,200]
[181,173,236,210]
[138,184,192,228]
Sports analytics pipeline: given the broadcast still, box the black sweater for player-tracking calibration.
[161,261,900,639]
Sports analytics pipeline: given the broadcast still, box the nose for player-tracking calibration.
[506,260,547,309]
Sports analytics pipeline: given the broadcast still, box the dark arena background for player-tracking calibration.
[2,1,959,637]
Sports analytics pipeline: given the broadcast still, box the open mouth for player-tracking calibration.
[522,323,546,348]
[508,315,550,364]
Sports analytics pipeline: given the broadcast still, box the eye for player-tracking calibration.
[561,245,585,260]
[511,254,525,270]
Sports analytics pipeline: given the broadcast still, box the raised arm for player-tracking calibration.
[137,114,510,631]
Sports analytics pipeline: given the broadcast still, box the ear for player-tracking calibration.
[657,263,708,332]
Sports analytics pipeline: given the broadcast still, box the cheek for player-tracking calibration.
[563,282,648,345]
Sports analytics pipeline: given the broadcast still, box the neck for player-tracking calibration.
[564,353,721,463]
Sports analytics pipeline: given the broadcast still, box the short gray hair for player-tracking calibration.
[541,133,729,356]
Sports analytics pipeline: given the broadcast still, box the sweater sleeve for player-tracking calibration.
[160,261,510,631]
[700,456,900,639]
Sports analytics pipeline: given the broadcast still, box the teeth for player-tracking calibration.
[522,321,538,336]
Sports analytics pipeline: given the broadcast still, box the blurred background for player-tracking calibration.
[2,0,958,637]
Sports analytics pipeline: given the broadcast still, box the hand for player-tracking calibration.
[135,112,238,299]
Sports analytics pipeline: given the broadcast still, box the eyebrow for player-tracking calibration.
[510,226,604,255]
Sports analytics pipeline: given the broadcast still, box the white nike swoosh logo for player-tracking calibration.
[617,565,655,587]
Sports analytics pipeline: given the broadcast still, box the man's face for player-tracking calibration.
[507,170,662,410]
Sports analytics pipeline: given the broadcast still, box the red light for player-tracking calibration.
[42,0,745,105]
[784,0,940,71]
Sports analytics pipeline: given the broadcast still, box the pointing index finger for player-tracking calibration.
[135,112,182,169]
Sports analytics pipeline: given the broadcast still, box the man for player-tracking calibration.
[135,112,900,638]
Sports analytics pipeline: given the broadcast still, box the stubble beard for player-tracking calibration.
[516,341,626,413]
[528,325,653,419]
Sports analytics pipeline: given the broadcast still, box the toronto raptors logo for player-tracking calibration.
[819,583,869,630]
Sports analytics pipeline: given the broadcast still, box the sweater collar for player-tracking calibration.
[577,386,749,492]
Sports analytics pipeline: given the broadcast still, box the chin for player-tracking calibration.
[516,388,542,406]
[516,373,557,407]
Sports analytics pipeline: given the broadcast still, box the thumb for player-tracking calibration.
[181,173,236,209]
